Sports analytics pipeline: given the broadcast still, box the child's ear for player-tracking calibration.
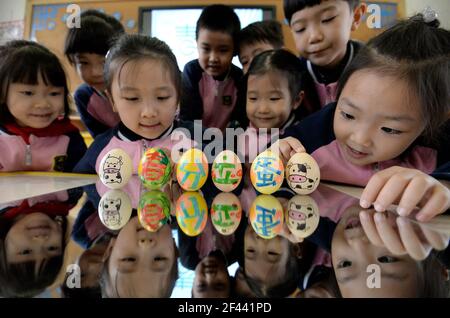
[292,91,304,111]
[105,90,117,113]
[351,3,367,31]
[102,237,116,262]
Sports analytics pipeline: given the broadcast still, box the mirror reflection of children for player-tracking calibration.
[100,217,178,297]
[284,0,367,111]
[179,4,244,131]
[237,20,284,74]
[276,14,450,222]
[64,10,125,137]
[0,40,86,172]
[331,205,449,297]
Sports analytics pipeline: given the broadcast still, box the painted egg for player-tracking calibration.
[98,189,132,230]
[98,148,133,189]
[176,148,209,191]
[211,150,243,192]
[175,191,208,236]
[249,195,284,239]
[250,150,284,194]
[285,153,320,195]
[138,147,172,190]
[285,195,320,239]
[138,190,171,232]
[211,192,242,235]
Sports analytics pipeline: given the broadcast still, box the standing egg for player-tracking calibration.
[98,148,133,189]
[138,147,172,190]
[285,152,320,195]
[211,150,242,192]
[250,150,284,194]
[176,148,209,191]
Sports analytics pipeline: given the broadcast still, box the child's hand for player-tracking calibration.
[360,209,449,260]
[271,137,306,166]
[360,166,450,222]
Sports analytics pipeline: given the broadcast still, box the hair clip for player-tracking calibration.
[422,6,438,23]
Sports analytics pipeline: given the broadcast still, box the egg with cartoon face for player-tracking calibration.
[211,150,243,192]
[98,148,133,189]
[98,189,132,230]
[285,153,320,195]
[285,195,320,239]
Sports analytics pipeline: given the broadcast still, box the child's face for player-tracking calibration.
[333,70,424,166]
[244,226,291,290]
[197,28,234,78]
[73,53,106,92]
[289,0,363,68]
[109,58,178,139]
[193,254,230,298]
[5,213,63,264]
[7,72,65,128]
[331,205,421,297]
[247,71,300,129]
[239,42,276,74]
[105,218,176,297]
[77,241,108,288]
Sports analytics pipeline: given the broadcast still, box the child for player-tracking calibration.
[0,40,86,172]
[276,14,450,222]
[237,49,305,212]
[179,4,244,131]
[99,217,178,297]
[284,0,367,112]
[237,20,284,74]
[64,10,125,137]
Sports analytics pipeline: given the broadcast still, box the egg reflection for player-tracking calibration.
[98,189,132,230]
[175,191,208,236]
[285,195,320,239]
[249,194,284,239]
[138,190,171,232]
[211,192,242,235]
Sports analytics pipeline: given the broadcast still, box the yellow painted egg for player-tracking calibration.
[250,150,284,194]
[211,192,242,235]
[249,194,284,239]
[138,147,172,190]
[285,195,320,239]
[98,189,132,230]
[176,148,209,191]
[286,152,320,195]
[211,150,243,192]
[138,190,171,232]
[98,148,133,189]
[175,191,208,236]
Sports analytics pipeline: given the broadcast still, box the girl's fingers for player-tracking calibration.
[415,187,450,222]
[371,174,410,212]
[359,210,384,246]
[360,167,398,209]
[396,176,431,217]
[419,225,449,251]
[397,217,430,260]
[374,212,406,255]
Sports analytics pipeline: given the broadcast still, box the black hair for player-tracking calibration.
[0,40,70,124]
[0,215,68,297]
[64,9,125,64]
[337,14,450,144]
[237,20,284,50]
[104,34,181,104]
[195,4,241,55]
[284,0,360,24]
[247,49,305,104]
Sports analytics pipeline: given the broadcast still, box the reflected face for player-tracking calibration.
[109,58,178,139]
[193,254,230,298]
[197,28,234,78]
[334,71,424,166]
[331,205,421,297]
[74,53,106,91]
[244,226,290,291]
[7,73,65,128]
[239,42,276,74]
[106,218,177,297]
[77,241,108,288]
[5,213,63,264]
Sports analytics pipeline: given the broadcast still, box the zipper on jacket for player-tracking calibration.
[25,144,32,166]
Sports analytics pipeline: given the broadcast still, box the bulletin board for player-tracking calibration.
[24,0,405,94]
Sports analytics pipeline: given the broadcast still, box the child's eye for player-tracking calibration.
[49,91,62,97]
[340,111,355,120]
[19,249,32,255]
[269,97,281,101]
[337,260,352,268]
[157,96,170,101]
[381,127,402,135]
[47,246,59,252]
[322,16,337,23]
[124,97,139,102]
[20,91,34,96]
[378,256,399,263]
[121,257,136,262]
[153,256,168,262]
[294,28,306,33]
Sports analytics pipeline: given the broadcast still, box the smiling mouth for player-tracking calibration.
[139,123,160,129]
[346,145,369,159]
[30,113,52,118]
